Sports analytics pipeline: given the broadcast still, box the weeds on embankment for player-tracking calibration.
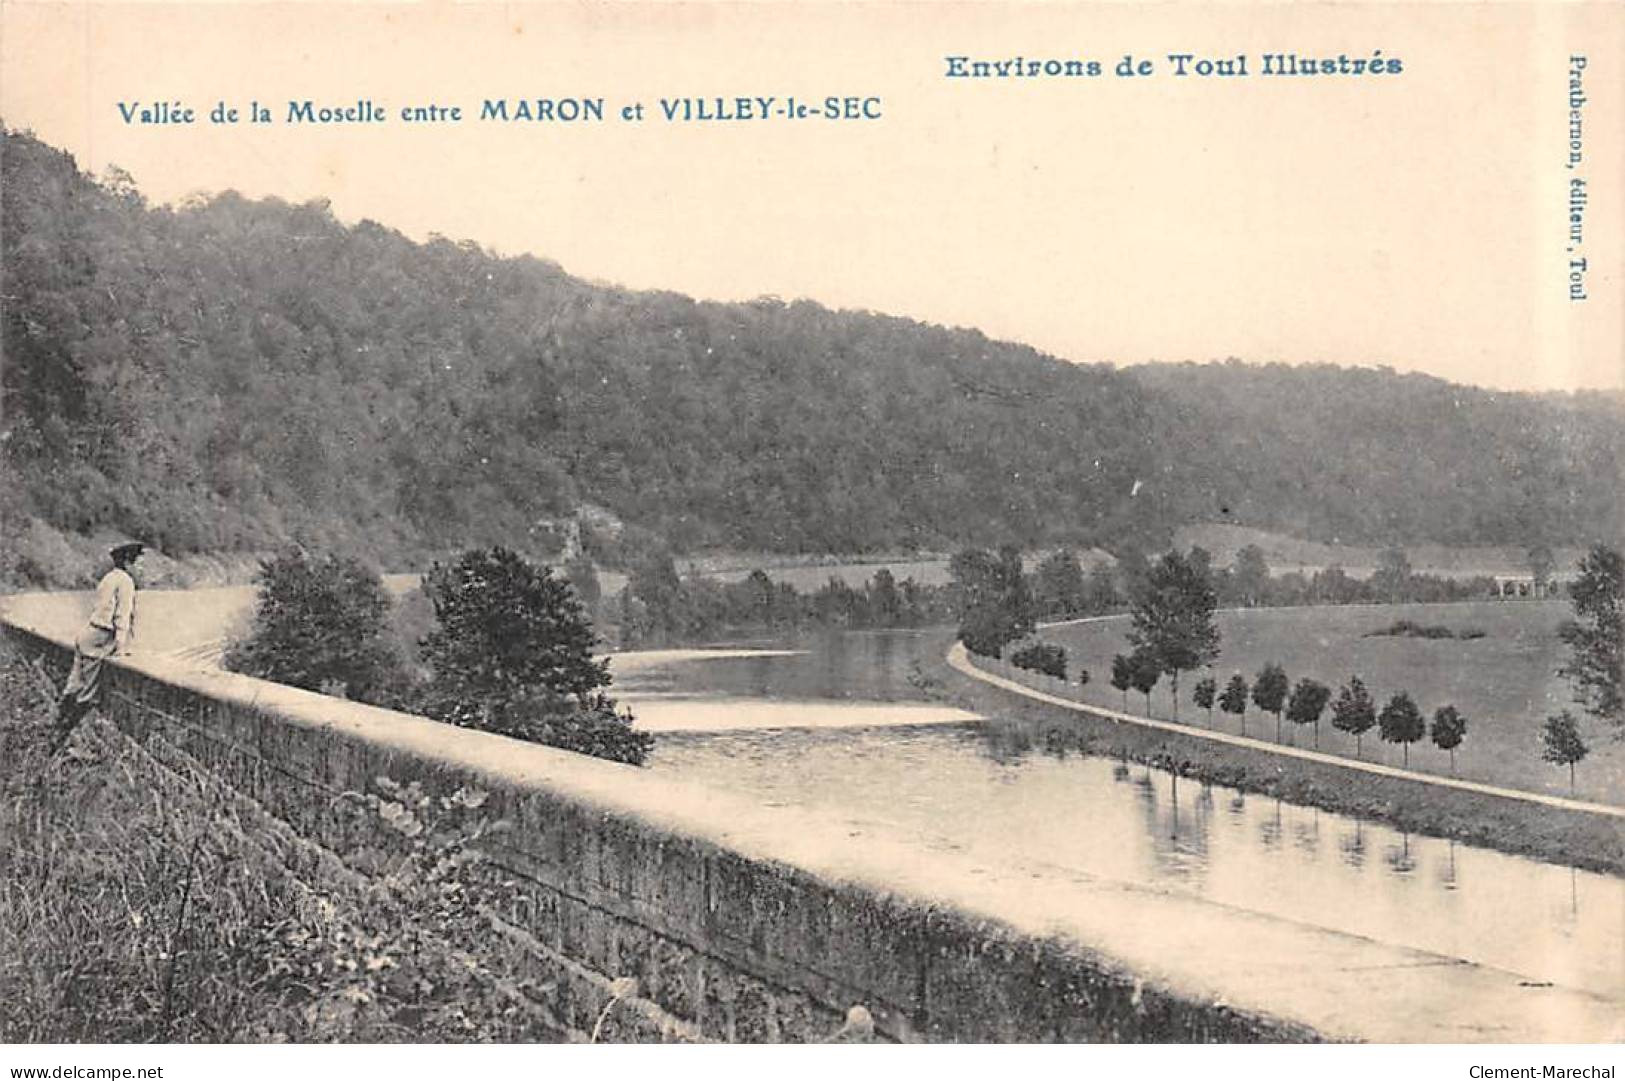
[935,653,1624,877]
[0,641,556,1043]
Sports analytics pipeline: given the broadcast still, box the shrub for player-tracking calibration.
[1011,642,1067,680]
[959,604,1029,659]
[1363,621,1486,641]
[225,549,415,706]
[418,547,651,766]
[489,688,653,767]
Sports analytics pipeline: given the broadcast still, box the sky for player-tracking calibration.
[2,0,1622,392]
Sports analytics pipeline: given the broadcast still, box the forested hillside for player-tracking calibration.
[3,127,1620,581]
[1130,362,1624,547]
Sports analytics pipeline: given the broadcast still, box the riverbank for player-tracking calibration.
[924,641,1624,878]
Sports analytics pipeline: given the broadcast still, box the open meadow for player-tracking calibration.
[1045,600,1622,804]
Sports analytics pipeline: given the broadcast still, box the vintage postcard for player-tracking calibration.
[1,0,1621,1075]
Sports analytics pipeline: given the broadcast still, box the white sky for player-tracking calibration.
[3,1,1621,392]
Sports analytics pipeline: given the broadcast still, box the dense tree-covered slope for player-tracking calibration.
[3,128,1620,570]
[1130,362,1623,547]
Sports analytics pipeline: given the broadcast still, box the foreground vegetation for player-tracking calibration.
[0,640,554,1042]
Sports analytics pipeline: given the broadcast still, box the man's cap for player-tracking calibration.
[109,542,146,563]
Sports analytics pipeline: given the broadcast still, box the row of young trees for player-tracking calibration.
[225,547,652,765]
[1127,664,1464,764]
[1002,542,1621,792]
[1101,647,1598,786]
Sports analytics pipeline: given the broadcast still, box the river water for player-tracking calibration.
[621,628,1624,1002]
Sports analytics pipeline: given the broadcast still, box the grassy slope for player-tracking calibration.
[1175,523,1587,579]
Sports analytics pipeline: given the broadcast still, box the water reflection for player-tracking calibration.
[1292,810,1321,858]
[1340,820,1368,868]
[637,636,1624,1001]
[652,725,1623,999]
[616,627,945,703]
[1385,833,1417,876]
[1258,799,1284,850]
[1437,841,1459,891]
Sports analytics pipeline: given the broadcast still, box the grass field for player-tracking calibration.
[1174,523,1586,580]
[1043,601,1622,805]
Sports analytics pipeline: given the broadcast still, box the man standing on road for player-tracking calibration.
[53,541,144,751]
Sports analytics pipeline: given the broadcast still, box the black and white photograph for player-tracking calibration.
[0,0,1621,1071]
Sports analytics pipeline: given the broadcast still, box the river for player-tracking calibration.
[621,627,1624,1003]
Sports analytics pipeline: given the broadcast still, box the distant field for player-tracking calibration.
[1175,523,1585,580]
[1045,601,1622,805]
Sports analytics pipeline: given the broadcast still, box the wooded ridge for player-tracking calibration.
[4,127,1620,577]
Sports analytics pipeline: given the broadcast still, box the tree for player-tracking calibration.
[1086,561,1119,612]
[1110,653,1134,710]
[1128,649,1161,716]
[1011,642,1067,680]
[627,550,687,642]
[1331,676,1377,758]
[1219,673,1249,735]
[1371,547,1413,603]
[225,549,411,706]
[1541,710,1588,791]
[1252,662,1289,741]
[419,547,651,765]
[564,552,602,625]
[1430,705,1467,773]
[1231,544,1270,607]
[1192,675,1218,726]
[1033,549,1086,618]
[1556,545,1622,733]
[996,544,1036,633]
[1378,691,1425,767]
[1526,543,1556,595]
[866,567,903,627]
[1127,550,1220,720]
[952,546,1035,658]
[1311,565,1362,606]
[1286,678,1332,748]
